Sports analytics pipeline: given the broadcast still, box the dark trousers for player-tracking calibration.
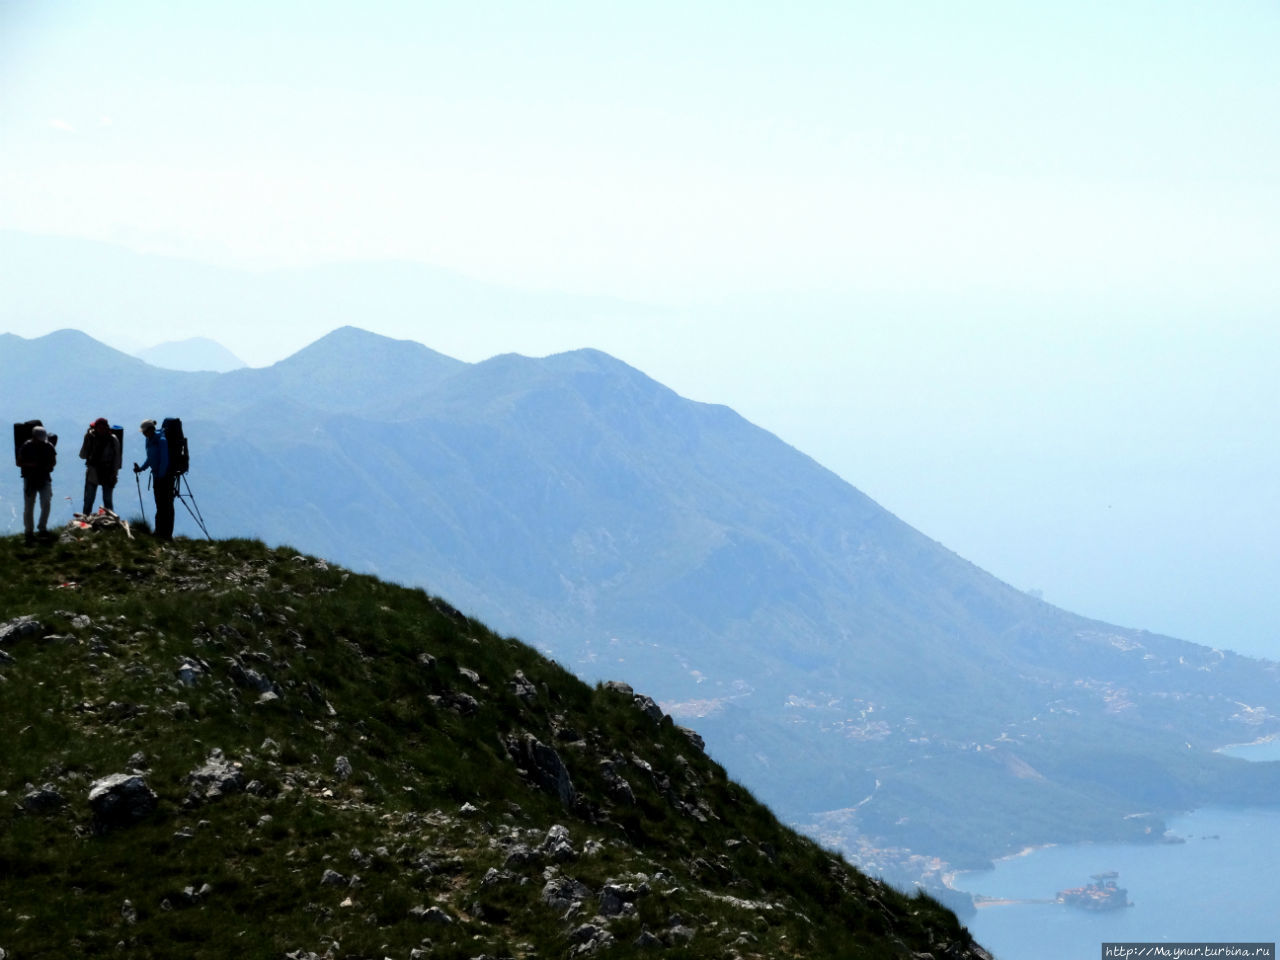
[84,476,116,514]
[153,474,176,539]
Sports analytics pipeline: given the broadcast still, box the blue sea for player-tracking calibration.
[952,742,1280,960]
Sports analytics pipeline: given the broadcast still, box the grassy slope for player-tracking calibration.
[0,528,984,960]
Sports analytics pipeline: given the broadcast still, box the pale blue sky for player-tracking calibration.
[3,2,1280,655]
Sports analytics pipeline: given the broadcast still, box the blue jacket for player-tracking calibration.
[141,431,169,479]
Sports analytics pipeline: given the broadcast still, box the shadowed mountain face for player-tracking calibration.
[5,327,1280,887]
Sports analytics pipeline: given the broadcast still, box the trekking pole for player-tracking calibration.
[174,474,211,540]
[134,469,148,527]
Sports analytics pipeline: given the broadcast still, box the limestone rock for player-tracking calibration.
[320,868,348,887]
[409,905,454,924]
[677,725,706,752]
[568,922,614,956]
[510,670,538,703]
[541,876,591,913]
[632,694,664,724]
[88,774,158,827]
[185,749,246,805]
[506,733,575,809]
[21,783,67,814]
[539,823,577,862]
[0,616,43,645]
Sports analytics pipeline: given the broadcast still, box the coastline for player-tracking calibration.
[942,842,1058,893]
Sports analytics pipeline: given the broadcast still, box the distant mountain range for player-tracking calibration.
[5,326,1280,900]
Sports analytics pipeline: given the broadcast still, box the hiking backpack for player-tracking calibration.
[162,417,189,476]
[13,419,56,461]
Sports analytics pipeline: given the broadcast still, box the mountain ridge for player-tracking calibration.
[0,528,989,959]
[4,327,1279,897]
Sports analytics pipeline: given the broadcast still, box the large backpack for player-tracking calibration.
[162,417,189,476]
[12,419,55,460]
[13,420,42,462]
[111,426,125,470]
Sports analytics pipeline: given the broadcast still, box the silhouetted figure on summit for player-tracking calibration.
[134,419,174,540]
[79,417,121,515]
[17,425,57,544]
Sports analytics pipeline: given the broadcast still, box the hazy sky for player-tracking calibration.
[3,2,1279,655]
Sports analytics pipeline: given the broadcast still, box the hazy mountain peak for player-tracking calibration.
[136,336,246,373]
[284,325,463,368]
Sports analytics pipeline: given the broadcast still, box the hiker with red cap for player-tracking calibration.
[78,417,122,515]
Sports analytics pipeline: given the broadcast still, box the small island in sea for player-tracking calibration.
[1057,872,1131,911]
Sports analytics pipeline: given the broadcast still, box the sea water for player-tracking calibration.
[953,745,1280,960]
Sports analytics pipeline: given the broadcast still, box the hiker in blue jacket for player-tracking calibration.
[134,419,174,540]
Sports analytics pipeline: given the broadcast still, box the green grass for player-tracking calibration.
[0,528,981,959]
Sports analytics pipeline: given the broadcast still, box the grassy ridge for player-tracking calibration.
[0,528,985,959]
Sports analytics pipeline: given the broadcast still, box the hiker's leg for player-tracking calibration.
[23,484,35,536]
[37,481,51,532]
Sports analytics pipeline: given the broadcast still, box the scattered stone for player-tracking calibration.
[127,752,149,770]
[417,652,437,669]
[458,666,481,684]
[21,783,67,814]
[480,867,512,889]
[541,876,591,913]
[568,922,614,956]
[333,756,353,781]
[505,734,575,809]
[459,801,479,817]
[88,774,158,828]
[604,680,633,696]
[503,844,534,869]
[677,726,706,752]
[121,900,137,925]
[600,761,635,806]
[0,616,43,645]
[509,670,537,703]
[175,661,204,686]
[185,749,245,805]
[539,824,577,862]
[409,905,454,924]
[633,694,664,724]
[442,692,479,716]
[228,659,275,694]
[599,882,641,917]
[666,924,696,944]
[320,869,348,887]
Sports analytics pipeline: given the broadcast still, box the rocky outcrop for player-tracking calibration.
[185,749,246,805]
[505,733,575,809]
[88,773,158,828]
